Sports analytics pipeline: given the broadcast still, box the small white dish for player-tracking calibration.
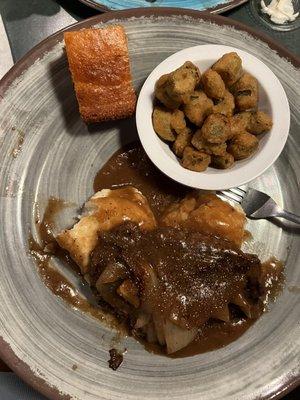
[136,44,290,190]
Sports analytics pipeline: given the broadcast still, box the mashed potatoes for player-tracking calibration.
[160,192,246,247]
[56,187,156,272]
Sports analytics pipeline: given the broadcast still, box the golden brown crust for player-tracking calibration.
[64,26,136,123]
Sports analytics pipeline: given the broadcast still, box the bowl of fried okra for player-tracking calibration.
[136,45,290,190]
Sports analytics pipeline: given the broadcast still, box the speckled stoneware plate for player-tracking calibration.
[0,8,299,400]
[79,0,248,14]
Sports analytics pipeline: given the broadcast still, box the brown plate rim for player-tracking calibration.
[0,7,299,98]
[77,0,250,15]
[0,7,299,400]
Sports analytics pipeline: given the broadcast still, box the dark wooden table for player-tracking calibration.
[0,0,298,398]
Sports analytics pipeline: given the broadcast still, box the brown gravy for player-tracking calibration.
[261,257,284,307]
[35,197,70,247]
[30,200,124,331]
[32,142,284,358]
[93,142,188,218]
[144,318,254,358]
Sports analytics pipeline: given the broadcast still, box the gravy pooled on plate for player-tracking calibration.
[34,143,283,358]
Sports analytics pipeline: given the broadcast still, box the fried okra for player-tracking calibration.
[227,132,259,160]
[181,146,211,172]
[192,130,227,156]
[171,109,186,133]
[154,62,201,109]
[153,107,187,141]
[202,69,226,100]
[247,111,273,134]
[152,106,176,141]
[231,73,258,111]
[213,90,235,117]
[173,127,193,157]
[200,114,229,144]
[155,74,180,109]
[212,52,243,87]
[229,111,272,137]
[172,61,201,94]
[183,91,213,126]
[205,142,227,156]
[212,153,235,169]
[152,52,271,173]
[228,112,251,138]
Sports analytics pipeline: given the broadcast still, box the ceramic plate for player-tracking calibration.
[0,8,299,400]
[79,0,248,14]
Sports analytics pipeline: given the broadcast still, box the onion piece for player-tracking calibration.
[211,305,230,322]
[163,319,197,354]
[96,279,131,314]
[97,261,128,285]
[232,293,252,318]
[117,279,140,308]
[153,314,166,346]
[146,321,158,343]
[134,313,151,329]
[137,263,158,312]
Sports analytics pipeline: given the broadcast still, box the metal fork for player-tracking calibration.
[219,187,300,224]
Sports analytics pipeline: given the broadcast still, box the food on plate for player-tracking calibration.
[229,111,273,137]
[227,132,259,160]
[64,25,136,123]
[200,114,229,144]
[228,111,251,138]
[154,62,201,109]
[211,52,243,86]
[169,61,201,99]
[192,131,227,156]
[247,111,273,134]
[212,90,235,117]
[171,109,187,132]
[160,192,246,246]
[37,144,284,358]
[90,223,262,355]
[172,127,193,157]
[108,349,124,371]
[152,106,176,141]
[152,107,187,141]
[231,72,259,111]
[152,53,273,172]
[212,152,235,169]
[155,74,180,109]
[202,69,226,100]
[62,183,252,355]
[56,187,156,272]
[181,146,211,172]
[183,90,214,126]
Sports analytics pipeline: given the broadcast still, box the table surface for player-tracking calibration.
[0,0,299,399]
[0,0,299,62]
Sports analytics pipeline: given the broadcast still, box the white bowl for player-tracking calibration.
[136,44,290,190]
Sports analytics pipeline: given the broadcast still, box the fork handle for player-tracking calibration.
[275,209,300,225]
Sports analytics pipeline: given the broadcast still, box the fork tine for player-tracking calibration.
[228,188,246,201]
[227,189,243,200]
[229,187,246,196]
[218,190,241,204]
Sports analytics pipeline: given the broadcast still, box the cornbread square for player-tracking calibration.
[64,26,136,123]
